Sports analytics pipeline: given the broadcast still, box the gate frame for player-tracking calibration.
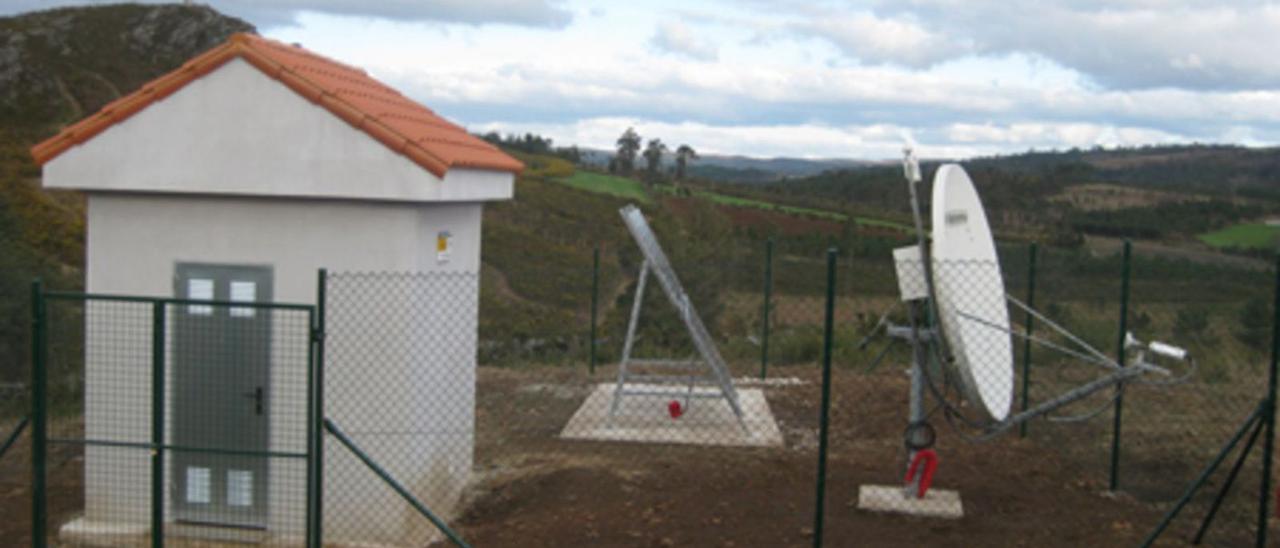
[29,282,320,548]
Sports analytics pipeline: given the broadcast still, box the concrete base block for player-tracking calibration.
[857,484,964,519]
[59,518,149,547]
[560,383,783,447]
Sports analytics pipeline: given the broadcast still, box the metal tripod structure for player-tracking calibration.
[609,205,745,429]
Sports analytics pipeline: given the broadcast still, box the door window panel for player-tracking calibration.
[229,280,257,318]
[187,279,214,315]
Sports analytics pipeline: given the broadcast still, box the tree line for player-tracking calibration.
[610,127,698,184]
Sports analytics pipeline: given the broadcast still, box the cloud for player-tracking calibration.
[872,0,1280,90]
[1,0,574,30]
[794,10,962,67]
[650,20,718,61]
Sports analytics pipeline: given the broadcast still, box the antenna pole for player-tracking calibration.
[901,146,952,365]
[905,301,927,498]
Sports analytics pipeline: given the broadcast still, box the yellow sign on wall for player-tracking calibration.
[437,230,452,263]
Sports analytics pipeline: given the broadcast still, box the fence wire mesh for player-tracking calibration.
[1119,242,1277,546]
[324,271,480,546]
[14,236,1280,547]
[31,294,313,546]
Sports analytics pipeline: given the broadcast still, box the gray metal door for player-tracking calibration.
[172,263,272,528]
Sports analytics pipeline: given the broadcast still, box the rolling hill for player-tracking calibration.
[0,4,254,379]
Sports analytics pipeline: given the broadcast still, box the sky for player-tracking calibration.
[9,0,1280,159]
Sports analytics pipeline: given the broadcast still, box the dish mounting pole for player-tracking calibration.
[901,145,939,499]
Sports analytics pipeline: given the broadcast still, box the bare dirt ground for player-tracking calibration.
[454,365,1213,547]
[0,422,84,547]
[3,364,1272,547]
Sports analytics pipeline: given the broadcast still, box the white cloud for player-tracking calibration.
[874,1,1280,89]
[650,20,717,61]
[796,11,962,67]
[9,0,1280,157]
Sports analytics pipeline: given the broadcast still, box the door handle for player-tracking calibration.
[241,387,264,415]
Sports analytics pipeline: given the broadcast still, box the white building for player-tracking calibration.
[32,33,520,545]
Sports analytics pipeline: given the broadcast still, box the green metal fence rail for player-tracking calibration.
[1138,399,1267,547]
[30,283,318,547]
[1109,240,1132,492]
[150,301,165,548]
[1018,242,1037,439]
[20,240,1280,546]
[311,268,327,548]
[760,237,774,379]
[1256,252,1280,548]
[30,279,46,548]
[323,418,471,548]
[0,415,28,462]
[812,247,837,548]
[590,248,600,375]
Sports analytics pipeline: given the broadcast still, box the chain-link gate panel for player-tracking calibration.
[324,271,479,546]
[33,292,314,547]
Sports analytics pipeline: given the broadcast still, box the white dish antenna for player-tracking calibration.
[864,148,1193,514]
[930,164,1014,420]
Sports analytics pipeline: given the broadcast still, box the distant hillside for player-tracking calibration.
[0,3,254,380]
[576,147,874,182]
[746,144,1280,248]
[1,3,253,136]
[1,3,253,263]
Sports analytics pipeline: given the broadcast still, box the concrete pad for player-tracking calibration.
[560,383,783,447]
[59,518,148,546]
[857,484,964,519]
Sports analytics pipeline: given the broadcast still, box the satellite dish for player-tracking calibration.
[861,151,1192,516]
[930,164,1014,421]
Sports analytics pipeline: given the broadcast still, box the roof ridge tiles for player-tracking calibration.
[31,32,522,177]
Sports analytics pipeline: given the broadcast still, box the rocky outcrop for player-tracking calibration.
[0,3,254,130]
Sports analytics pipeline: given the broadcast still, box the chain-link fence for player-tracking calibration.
[323,271,479,546]
[12,236,1280,547]
[27,289,316,546]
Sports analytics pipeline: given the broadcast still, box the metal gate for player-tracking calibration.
[28,282,319,546]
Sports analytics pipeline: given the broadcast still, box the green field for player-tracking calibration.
[555,171,652,204]
[1197,223,1280,250]
[688,190,843,220]
[553,170,911,232]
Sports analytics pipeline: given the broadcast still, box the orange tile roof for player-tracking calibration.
[31,33,523,178]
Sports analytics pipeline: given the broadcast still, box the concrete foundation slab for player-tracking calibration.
[857,484,964,519]
[59,518,148,546]
[560,383,783,447]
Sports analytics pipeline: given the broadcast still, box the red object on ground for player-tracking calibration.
[668,400,684,419]
[904,449,939,498]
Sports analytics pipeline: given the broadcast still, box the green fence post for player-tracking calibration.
[590,247,599,375]
[151,301,166,548]
[1257,254,1280,547]
[305,305,317,548]
[313,269,327,546]
[1109,240,1131,492]
[813,248,837,548]
[30,279,46,548]
[1019,242,1038,439]
[760,238,774,379]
